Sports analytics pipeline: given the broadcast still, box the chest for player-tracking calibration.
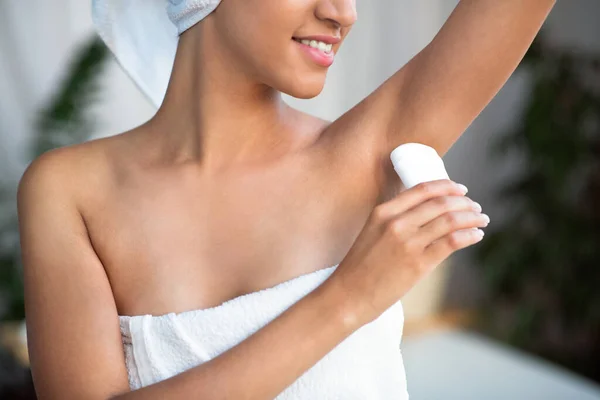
[85,155,378,317]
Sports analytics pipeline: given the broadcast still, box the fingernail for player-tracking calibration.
[457,184,468,194]
[481,213,490,224]
[473,202,482,212]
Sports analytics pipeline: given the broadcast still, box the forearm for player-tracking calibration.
[396,0,556,155]
[111,278,361,400]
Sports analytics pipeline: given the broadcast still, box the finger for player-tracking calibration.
[422,227,485,265]
[414,210,489,248]
[376,179,467,221]
[401,195,480,229]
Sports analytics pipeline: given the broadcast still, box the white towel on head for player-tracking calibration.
[167,0,222,34]
[91,0,222,108]
[119,264,410,398]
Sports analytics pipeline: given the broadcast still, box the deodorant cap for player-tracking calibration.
[390,143,450,189]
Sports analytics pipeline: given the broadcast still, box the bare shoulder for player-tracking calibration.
[19,142,88,197]
[18,131,130,211]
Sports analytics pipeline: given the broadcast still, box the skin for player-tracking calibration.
[17,0,556,398]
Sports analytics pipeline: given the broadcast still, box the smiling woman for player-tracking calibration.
[18,0,554,399]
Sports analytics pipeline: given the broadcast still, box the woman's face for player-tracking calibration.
[212,0,357,98]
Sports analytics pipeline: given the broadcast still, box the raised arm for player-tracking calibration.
[386,0,557,156]
[320,1,556,202]
[18,149,360,400]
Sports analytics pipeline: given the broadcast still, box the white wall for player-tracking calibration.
[0,0,155,181]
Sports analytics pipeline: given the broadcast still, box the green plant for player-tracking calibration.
[473,35,600,382]
[0,35,110,321]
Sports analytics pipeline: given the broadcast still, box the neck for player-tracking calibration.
[147,18,308,175]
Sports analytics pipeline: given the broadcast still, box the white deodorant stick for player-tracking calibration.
[390,143,450,189]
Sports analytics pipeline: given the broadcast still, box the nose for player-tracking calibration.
[316,0,358,29]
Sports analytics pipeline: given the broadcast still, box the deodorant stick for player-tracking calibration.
[389,143,450,189]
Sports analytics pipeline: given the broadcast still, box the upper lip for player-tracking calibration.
[293,35,341,44]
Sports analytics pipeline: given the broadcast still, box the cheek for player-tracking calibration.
[239,30,294,72]
[233,18,285,57]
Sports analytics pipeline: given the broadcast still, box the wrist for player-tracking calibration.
[313,275,365,334]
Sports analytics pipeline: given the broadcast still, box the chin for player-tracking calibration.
[278,76,326,99]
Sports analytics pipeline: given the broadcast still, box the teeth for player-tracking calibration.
[296,38,333,54]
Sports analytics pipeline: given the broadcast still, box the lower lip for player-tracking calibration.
[293,39,334,68]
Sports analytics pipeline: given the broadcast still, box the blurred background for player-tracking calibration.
[1,0,600,399]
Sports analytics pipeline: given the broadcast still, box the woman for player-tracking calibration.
[17,0,555,398]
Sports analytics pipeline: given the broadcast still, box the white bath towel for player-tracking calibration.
[119,264,409,398]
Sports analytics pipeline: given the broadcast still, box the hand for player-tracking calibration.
[328,179,488,326]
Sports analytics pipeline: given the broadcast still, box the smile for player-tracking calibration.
[292,38,335,68]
